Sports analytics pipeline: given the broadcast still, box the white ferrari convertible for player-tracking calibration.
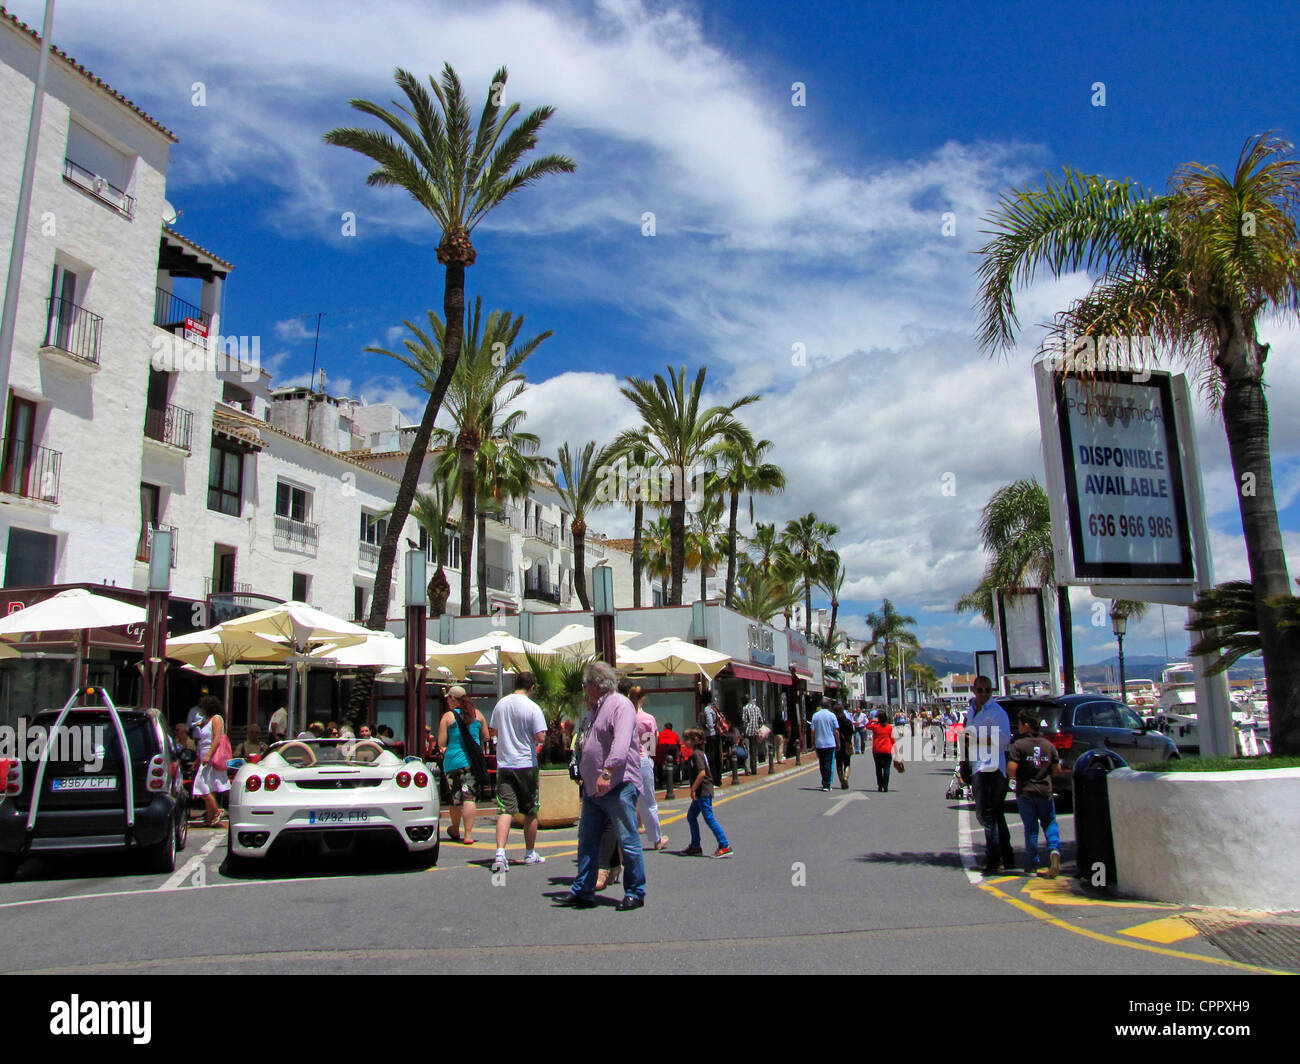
[227,738,440,870]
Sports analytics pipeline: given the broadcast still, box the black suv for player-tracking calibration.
[996,694,1179,797]
[0,701,188,879]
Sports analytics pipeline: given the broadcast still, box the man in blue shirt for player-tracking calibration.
[810,700,840,792]
[968,677,1015,874]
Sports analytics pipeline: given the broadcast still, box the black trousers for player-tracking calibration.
[973,770,1015,868]
[873,751,892,791]
[706,735,722,786]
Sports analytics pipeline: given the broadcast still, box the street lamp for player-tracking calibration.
[1110,606,1127,704]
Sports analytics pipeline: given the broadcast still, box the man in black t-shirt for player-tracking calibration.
[1006,707,1065,877]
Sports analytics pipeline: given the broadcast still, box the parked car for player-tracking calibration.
[0,700,188,880]
[226,738,440,872]
[995,694,1179,800]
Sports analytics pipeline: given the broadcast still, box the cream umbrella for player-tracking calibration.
[536,623,641,657]
[427,630,552,676]
[617,637,732,680]
[167,627,294,714]
[309,631,447,671]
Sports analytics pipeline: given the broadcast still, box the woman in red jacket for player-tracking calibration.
[866,710,896,793]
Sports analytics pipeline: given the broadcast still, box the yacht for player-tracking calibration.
[1155,662,1269,755]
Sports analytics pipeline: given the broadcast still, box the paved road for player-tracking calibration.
[0,757,1278,975]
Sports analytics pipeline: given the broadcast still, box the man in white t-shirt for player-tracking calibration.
[268,705,288,744]
[489,672,548,873]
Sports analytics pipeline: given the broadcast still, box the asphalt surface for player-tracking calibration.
[0,756,1279,975]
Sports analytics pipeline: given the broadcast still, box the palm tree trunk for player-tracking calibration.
[661,573,668,603]
[458,447,476,616]
[669,497,686,606]
[477,509,488,615]
[430,565,450,617]
[827,599,838,651]
[632,499,643,609]
[725,489,739,608]
[804,578,812,640]
[700,559,706,603]
[574,535,590,610]
[1221,358,1300,754]
[348,262,466,725]
[1057,585,1075,693]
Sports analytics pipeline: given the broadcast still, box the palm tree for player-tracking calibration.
[745,522,793,578]
[975,133,1300,752]
[733,561,802,624]
[686,494,727,603]
[955,573,997,628]
[865,599,918,707]
[819,552,847,651]
[324,65,573,717]
[470,431,550,614]
[781,513,839,640]
[380,297,550,615]
[550,441,609,611]
[640,514,673,605]
[713,430,786,607]
[976,478,1076,693]
[614,366,759,605]
[523,650,591,765]
[406,470,459,616]
[601,440,658,608]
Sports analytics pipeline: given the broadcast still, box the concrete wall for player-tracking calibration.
[1108,767,1300,910]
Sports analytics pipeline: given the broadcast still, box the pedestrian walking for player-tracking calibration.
[438,686,490,845]
[810,700,839,792]
[740,695,763,776]
[557,661,646,911]
[832,704,854,789]
[630,685,668,851]
[700,698,723,787]
[192,694,230,827]
[866,709,896,792]
[489,672,549,873]
[1007,706,1064,877]
[681,728,731,858]
[968,676,1015,875]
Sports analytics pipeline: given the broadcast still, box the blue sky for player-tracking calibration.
[11,0,1300,669]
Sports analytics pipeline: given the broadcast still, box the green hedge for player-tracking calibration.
[1130,755,1300,773]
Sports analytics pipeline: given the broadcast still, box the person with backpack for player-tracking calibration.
[437,686,490,845]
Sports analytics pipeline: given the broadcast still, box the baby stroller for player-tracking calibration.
[945,759,973,802]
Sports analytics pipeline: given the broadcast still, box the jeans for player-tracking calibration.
[816,748,835,788]
[637,755,663,844]
[873,751,892,791]
[572,783,646,901]
[688,792,728,849]
[973,771,1014,868]
[1016,795,1061,872]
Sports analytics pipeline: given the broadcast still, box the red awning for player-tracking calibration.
[728,663,792,686]
[791,665,814,678]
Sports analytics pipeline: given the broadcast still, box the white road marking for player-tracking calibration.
[958,804,982,884]
[822,792,869,816]
[160,832,223,891]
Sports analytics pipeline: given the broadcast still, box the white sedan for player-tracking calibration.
[227,738,440,870]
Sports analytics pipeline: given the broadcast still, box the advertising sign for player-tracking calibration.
[996,588,1051,677]
[973,650,998,688]
[863,672,883,698]
[183,317,209,345]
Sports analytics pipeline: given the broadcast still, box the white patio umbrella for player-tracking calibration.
[617,637,732,680]
[167,627,294,713]
[0,589,149,692]
[428,630,552,677]
[309,630,447,671]
[536,623,641,657]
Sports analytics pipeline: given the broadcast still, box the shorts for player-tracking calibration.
[495,767,540,817]
[446,767,482,806]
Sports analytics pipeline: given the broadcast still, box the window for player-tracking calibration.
[360,510,387,545]
[137,483,160,561]
[354,586,367,622]
[207,441,243,516]
[418,524,460,568]
[1117,705,1145,731]
[4,528,57,587]
[276,482,310,522]
[292,572,311,603]
[213,546,236,593]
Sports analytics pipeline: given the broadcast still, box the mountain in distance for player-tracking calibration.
[910,647,1266,683]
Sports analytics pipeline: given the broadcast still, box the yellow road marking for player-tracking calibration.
[977,880,1288,974]
[1019,875,1175,910]
[1118,915,1201,945]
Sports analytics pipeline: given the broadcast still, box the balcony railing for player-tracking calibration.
[523,579,561,604]
[204,577,254,596]
[0,439,61,503]
[584,537,607,558]
[136,524,179,567]
[358,541,380,570]
[63,157,134,217]
[485,564,512,591]
[526,518,560,547]
[42,296,103,365]
[273,514,319,556]
[144,404,194,452]
[154,287,211,334]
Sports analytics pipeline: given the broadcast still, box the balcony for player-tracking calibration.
[523,578,562,604]
[481,507,522,530]
[135,524,179,568]
[584,536,607,558]
[154,287,211,338]
[274,514,319,556]
[525,518,560,547]
[41,296,102,369]
[0,440,61,504]
[63,157,135,218]
[358,540,380,570]
[143,404,194,453]
[485,564,513,592]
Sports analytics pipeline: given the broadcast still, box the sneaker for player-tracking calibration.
[712,846,733,859]
[1048,850,1061,879]
[491,851,508,873]
[821,786,830,792]
[524,851,545,865]
[681,845,703,856]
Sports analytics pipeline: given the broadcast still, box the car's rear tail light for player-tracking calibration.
[414,771,429,789]
[2,759,18,796]
[1046,731,1073,750]
[147,754,166,791]
[396,771,411,788]
[245,775,262,793]
[264,774,281,792]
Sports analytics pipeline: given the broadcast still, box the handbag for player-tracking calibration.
[211,725,232,774]
[569,715,593,783]
[893,755,906,774]
[453,708,489,788]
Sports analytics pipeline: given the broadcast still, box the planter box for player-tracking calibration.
[511,768,580,829]
[1108,766,1300,910]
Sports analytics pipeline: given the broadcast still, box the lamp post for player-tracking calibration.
[1111,606,1128,704]
[591,564,616,667]
[405,549,428,756]
[143,528,172,712]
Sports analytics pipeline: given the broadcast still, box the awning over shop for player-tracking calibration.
[728,662,792,686]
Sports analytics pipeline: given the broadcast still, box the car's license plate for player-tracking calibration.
[52,776,117,791]
[308,809,369,825]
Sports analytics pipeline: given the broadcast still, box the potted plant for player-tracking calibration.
[522,651,591,828]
